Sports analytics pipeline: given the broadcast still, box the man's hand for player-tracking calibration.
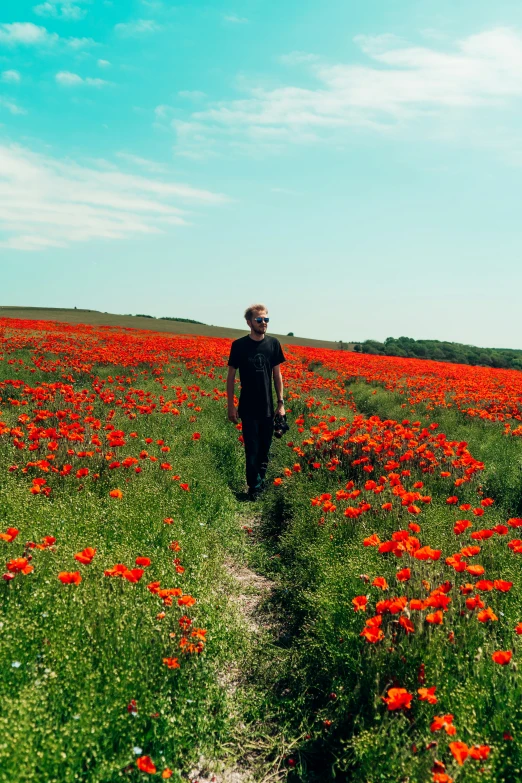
[228,407,239,424]
[276,401,286,417]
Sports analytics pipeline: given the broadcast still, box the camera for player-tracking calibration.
[273,413,290,439]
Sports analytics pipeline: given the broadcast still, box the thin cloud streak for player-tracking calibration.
[55,71,110,87]
[172,28,522,157]
[0,22,94,48]
[33,1,88,21]
[114,19,160,36]
[0,144,229,251]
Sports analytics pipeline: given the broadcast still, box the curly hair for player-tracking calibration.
[244,303,268,322]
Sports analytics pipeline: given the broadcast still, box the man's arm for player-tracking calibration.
[227,365,239,423]
[273,364,285,417]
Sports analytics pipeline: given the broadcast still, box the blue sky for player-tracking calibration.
[2,0,522,347]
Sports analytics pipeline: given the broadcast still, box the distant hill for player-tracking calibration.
[355,336,522,371]
[0,306,346,351]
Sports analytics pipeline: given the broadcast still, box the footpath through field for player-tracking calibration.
[3,319,522,782]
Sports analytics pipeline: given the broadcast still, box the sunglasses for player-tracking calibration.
[254,317,269,323]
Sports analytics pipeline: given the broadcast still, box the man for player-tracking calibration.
[227,304,286,500]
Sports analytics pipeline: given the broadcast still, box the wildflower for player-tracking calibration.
[382,687,412,711]
[372,576,388,590]
[449,741,469,766]
[492,650,512,665]
[6,558,33,575]
[163,657,180,669]
[352,595,368,612]
[477,607,498,623]
[58,571,82,584]
[74,547,96,565]
[430,714,456,735]
[136,756,157,774]
[0,527,19,542]
[135,557,151,567]
[469,745,490,760]
[418,686,437,704]
[494,579,513,592]
[109,489,123,499]
[399,616,415,634]
[454,519,472,535]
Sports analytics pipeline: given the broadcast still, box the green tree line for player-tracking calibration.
[353,336,522,370]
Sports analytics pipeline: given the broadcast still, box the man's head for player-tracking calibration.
[244,303,269,337]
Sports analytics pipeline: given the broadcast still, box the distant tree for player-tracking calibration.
[358,335,522,371]
[353,344,362,353]
[136,314,155,319]
[161,317,205,324]
[287,332,294,336]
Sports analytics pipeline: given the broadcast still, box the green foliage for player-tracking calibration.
[360,336,522,370]
[161,317,206,325]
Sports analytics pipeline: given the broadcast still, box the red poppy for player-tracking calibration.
[58,571,82,584]
[0,527,20,542]
[74,547,96,565]
[352,595,368,612]
[135,557,151,567]
[449,741,468,766]
[492,650,512,665]
[136,756,157,774]
[382,687,412,711]
[163,657,180,669]
[469,745,490,760]
[6,557,33,575]
[418,686,437,704]
[431,714,456,735]
[399,616,415,634]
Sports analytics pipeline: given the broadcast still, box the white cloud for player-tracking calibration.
[56,71,109,87]
[178,90,207,100]
[0,143,229,251]
[172,28,522,157]
[154,103,170,119]
[223,15,248,24]
[0,22,57,46]
[1,70,21,83]
[116,151,166,172]
[0,22,95,49]
[114,19,160,36]
[34,1,88,20]
[66,36,96,49]
[0,97,27,115]
[97,58,111,68]
[279,51,319,66]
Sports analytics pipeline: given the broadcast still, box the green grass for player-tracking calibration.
[3,338,522,783]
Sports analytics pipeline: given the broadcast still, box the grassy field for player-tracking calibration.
[0,306,350,351]
[2,316,522,783]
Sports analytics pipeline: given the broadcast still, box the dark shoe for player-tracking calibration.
[247,488,261,502]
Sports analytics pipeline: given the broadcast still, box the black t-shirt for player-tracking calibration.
[228,335,285,418]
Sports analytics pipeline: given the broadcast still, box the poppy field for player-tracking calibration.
[2,318,522,783]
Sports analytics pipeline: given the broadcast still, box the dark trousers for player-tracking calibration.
[241,416,274,491]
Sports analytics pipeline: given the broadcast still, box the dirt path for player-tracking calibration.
[188,512,281,783]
